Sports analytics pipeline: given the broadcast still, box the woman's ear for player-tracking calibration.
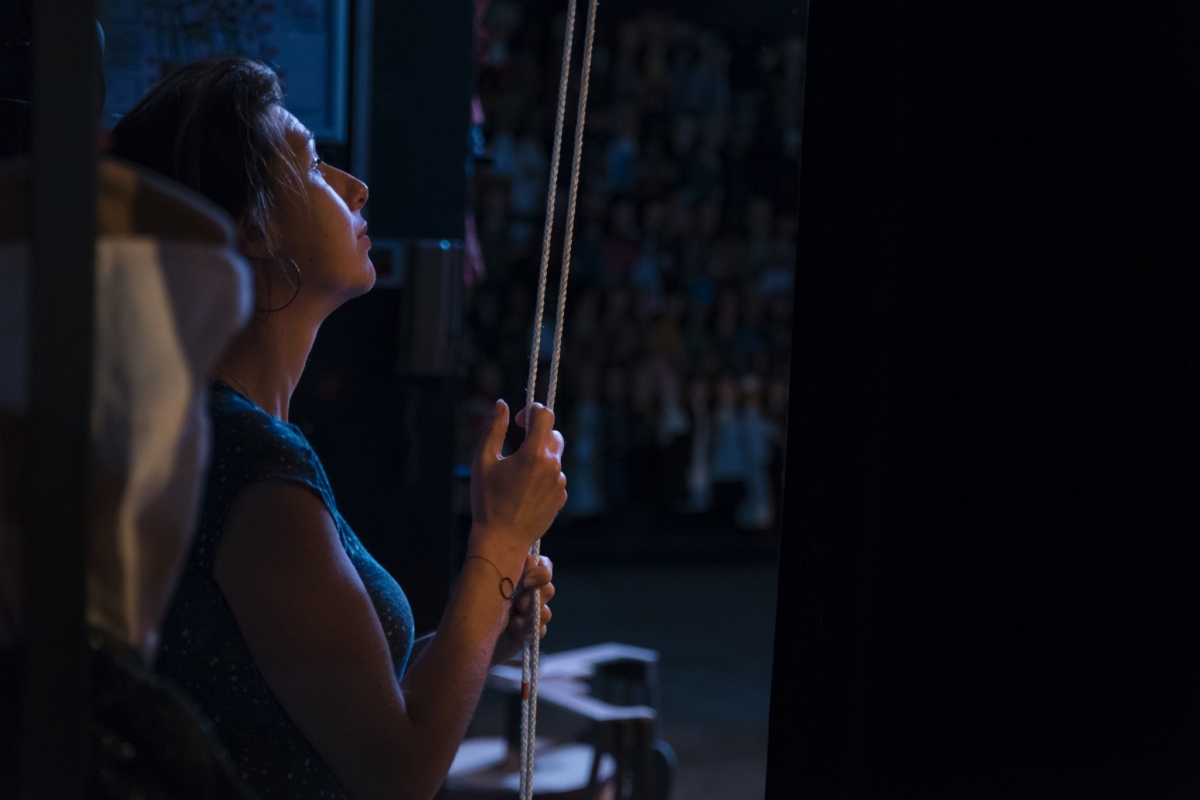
[237,224,272,261]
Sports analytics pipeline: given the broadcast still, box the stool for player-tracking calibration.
[441,735,617,800]
[438,643,674,800]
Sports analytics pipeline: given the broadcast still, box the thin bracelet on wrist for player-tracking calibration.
[465,555,516,600]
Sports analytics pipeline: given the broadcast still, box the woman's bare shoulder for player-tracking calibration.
[215,478,341,586]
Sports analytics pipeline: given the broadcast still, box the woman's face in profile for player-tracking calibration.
[264,109,374,303]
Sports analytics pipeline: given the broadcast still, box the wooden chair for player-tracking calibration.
[439,643,675,800]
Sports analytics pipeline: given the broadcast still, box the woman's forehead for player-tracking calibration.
[280,110,315,153]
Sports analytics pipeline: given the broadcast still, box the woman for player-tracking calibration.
[111,58,566,800]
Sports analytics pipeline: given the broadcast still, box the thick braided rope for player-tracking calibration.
[519,0,599,796]
[519,0,579,795]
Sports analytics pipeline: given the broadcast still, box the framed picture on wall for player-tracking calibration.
[99,0,349,142]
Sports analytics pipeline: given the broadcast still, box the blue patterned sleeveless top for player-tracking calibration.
[157,381,415,799]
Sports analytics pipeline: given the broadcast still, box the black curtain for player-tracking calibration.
[768,0,1200,797]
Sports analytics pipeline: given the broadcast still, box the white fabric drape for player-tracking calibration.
[0,236,251,659]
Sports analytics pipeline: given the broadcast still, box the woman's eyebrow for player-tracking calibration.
[293,131,316,156]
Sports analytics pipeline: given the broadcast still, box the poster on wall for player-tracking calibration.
[99,0,348,142]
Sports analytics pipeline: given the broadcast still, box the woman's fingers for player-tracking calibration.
[513,582,555,614]
[520,560,554,588]
[511,555,554,619]
[476,399,509,463]
[508,604,552,640]
[509,600,552,626]
[524,404,555,445]
[486,401,558,453]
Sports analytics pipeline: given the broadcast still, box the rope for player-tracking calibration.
[519,0,576,792]
[547,0,598,412]
[519,0,599,796]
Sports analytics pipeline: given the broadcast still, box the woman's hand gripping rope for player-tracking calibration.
[492,554,555,665]
[468,399,567,559]
[469,399,564,665]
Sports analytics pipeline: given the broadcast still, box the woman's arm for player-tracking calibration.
[410,551,555,671]
[214,401,564,800]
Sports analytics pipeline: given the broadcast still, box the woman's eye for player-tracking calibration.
[311,157,323,173]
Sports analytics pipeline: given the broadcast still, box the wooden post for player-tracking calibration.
[21,0,97,796]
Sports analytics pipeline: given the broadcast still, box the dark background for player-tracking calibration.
[768,0,1200,797]
[524,0,805,34]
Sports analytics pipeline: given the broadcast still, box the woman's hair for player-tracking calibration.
[110,57,299,253]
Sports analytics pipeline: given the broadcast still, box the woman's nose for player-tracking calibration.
[329,165,369,212]
[347,175,369,213]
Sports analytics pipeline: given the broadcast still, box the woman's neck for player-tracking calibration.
[213,303,322,422]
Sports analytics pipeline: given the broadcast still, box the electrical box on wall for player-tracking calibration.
[368,237,406,288]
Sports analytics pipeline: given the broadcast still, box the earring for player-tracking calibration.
[255,257,302,313]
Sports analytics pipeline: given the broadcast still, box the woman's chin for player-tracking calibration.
[326,265,375,304]
[356,242,376,290]
[353,257,376,295]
